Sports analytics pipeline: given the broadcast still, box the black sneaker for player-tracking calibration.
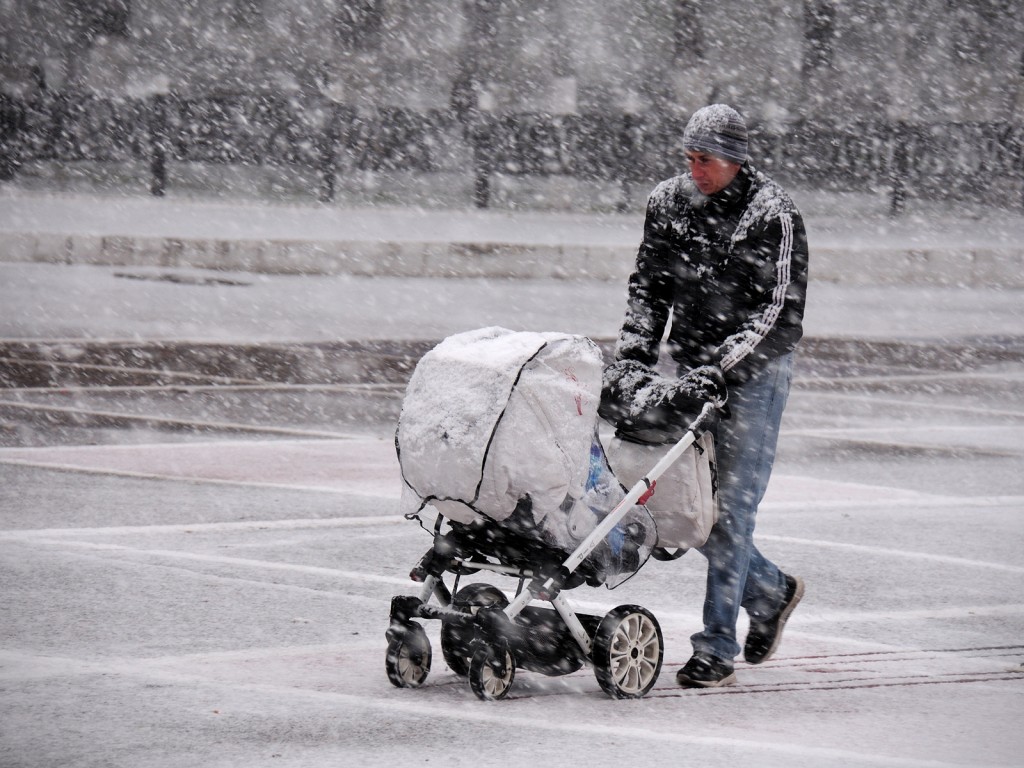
[675,653,737,688]
[744,574,804,665]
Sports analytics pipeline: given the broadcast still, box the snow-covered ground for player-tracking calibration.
[3,261,1024,344]
[1,424,1022,768]
[1,196,1023,767]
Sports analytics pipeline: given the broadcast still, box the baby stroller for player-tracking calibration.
[386,327,718,700]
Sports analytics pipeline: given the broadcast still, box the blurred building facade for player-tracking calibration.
[3,0,1020,120]
[1,0,1021,209]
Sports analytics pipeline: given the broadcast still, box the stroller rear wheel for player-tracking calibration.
[592,605,663,699]
[385,623,432,688]
[469,642,516,700]
[441,583,509,677]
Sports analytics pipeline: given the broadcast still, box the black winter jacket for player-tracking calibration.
[614,162,809,387]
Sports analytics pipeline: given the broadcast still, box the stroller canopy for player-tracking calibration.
[396,327,658,587]
[397,327,603,527]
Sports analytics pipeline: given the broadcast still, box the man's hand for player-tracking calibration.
[600,360,728,436]
[672,365,728,409]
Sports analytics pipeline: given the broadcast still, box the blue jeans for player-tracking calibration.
[691,353,793,662]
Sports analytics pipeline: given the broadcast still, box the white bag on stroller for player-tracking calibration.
[396,327,656,580]
[605,432,718,549]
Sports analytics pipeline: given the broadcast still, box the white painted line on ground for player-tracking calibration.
[789,603,1024,625]
[793,390,1024,420]
[0,515,406,539]
[802,369,1024,387]
[0,399,357,438]
[0,457,397,496]
[759,533,1024,573]
[15,538,414,587]
[0,436,403,496]
[785,424,1024,455]
[760,493,1024,512]
[9,381,402,395]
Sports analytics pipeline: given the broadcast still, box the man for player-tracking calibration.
[602,104,808,688]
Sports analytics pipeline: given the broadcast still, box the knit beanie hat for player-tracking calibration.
[682,104,748,164]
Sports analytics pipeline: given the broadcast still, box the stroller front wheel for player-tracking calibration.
[442,583,510,677]
[592,605,664,699]
[469,642,516,700]
[385,624,432,688]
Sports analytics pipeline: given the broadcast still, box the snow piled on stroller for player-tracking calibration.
[396,326,657,587]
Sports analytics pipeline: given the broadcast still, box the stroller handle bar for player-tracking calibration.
[560,400,717,575]
[507,401,719,613]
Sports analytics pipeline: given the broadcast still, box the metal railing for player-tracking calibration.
[2,91,1021,213]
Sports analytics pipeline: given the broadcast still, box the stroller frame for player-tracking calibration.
[386,402,717,700]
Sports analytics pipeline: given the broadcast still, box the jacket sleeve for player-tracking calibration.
[613,190,678,368]
[714,210,808,383]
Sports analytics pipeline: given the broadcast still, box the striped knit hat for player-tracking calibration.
[682,104,748,164]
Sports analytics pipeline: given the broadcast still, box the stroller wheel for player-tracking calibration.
[469,642,516,701]
[592,605,663,699]
[385,624,432,688]
[441,583,509,677]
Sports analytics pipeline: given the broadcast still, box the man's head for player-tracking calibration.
[683,104,748,195]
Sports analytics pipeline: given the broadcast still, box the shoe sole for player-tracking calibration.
[675,670,738,689]
[745,576,805,665]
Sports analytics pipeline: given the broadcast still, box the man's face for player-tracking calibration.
[686,150,741,195]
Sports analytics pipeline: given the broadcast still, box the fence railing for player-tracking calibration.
[2,91,1022,214]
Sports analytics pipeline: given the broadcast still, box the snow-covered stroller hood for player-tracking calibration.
[396,327,657,586]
